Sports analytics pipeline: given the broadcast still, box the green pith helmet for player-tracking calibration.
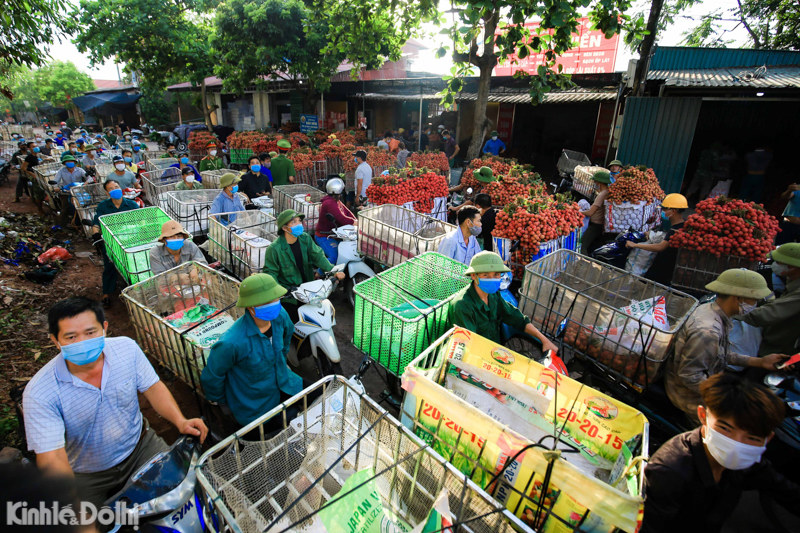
[277,139,292,150]
[331,139,341,146]
[609,160,623,167]
[705,268,772,299]
[236,273,287,308]
[771,242,800,268]
[464,251,511,275]
[61,154,77,163]
[490,131,499,137]
[219,172,241,188]
[276,208,304,229]
[592,171,612,184]
[476,166,494,183]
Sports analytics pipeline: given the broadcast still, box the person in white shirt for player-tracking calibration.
[354,149,372,205]
[438,205,482,266]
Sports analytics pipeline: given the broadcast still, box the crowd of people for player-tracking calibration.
[4,123,800,532]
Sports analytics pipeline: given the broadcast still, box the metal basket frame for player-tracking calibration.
[353,252,469,377]
[671,248,758,295]
[142,157,180,172]
[70,183,110,238]
[197,376,533,533]
[98,206,174,285]
[200,169,238,190]
[141,167,183,209]
[207,210,278,280]
[518,250,698,392]
[121,261,243,397]
[273,184,324,234]
[165,189,226,237]
[556,150,591,177]
[32,162,64,201]
[357,204,456,268]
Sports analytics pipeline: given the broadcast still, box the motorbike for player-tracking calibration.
[104,436,218,533]
[286,263,346,376]
[0,156,10,186]
[322,213,377,309]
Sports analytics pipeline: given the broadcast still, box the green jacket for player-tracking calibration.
[198,156,224,172]
[739,278,800,356]
[270,154,296,186]
[262,232,334,302]
[448,283,530,344]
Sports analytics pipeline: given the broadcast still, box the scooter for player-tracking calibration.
[322,212,376,309]
[287,263,346,376]
[103,436,218,533]
[0,156,10,186]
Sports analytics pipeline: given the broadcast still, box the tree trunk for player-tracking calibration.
[200,78,214,131]
[632,0,664,96]
[465,10,499,160]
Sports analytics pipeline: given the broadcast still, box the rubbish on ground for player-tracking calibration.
[38,246,73,264]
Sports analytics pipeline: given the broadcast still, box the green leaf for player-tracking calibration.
[436,46,447,58]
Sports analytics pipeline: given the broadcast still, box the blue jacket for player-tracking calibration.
[200,310,301,426]
[483,138,506,156]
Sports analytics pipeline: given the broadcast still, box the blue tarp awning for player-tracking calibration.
[72,92,141,116]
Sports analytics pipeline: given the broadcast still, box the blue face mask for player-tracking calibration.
[231,185,239,193]
[124,156,132,163]
[253,301,282,321]
[290,224,304,237]
[477,277,502,294]
[109,188,123,200]
[33,147,40,153]
[250,164,261,173]
[57,134,62,138]
[61,335,105,366]
[134,146,141,152]
[661,211,671,231]
[165,238,184,251]
[181,157,189,164]
[354,157,358,162]
[65,162,76,169]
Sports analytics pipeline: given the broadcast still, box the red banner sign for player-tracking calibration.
[496,103,515,144]
[493,18,619,76]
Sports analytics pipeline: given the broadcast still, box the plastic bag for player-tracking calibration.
[37,246,73,264]
[728,320,762,370]
[707,180,732,200]
[578,199,591,235]
[625,230,665,276]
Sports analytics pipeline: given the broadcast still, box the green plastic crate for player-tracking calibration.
[353,252,470,377]
[99,207,174,285]
[230,149,253,165]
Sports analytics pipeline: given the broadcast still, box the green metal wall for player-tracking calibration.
[616,97,702,194]
[649,46,800,70]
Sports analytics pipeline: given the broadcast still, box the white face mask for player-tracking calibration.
[739,300,757,315]
[771,262,789,276]
[89,151,96,157]
[703,419,766,470]
[492,136,498,141]
[210,150,217,157]
[184,175,195,184]
[115,163,126,171]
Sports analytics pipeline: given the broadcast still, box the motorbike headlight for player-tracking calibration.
[307,289,326,306]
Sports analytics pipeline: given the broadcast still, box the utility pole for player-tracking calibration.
[632,0,664,97]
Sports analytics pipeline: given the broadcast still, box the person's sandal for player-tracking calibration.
[12,198,20,203]
[102,296,112,308]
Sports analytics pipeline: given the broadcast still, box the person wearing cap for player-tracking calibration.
[736,243,800,357]
[608,159,623,178]
[209,173,245,222]
[354,149,371,203]
[262,209,345,323]
[482,131,506,156]
[198,140,225,172]
[54,155,87,226]
[315,177,357,263]
[149,221,207,276]
[626,193,688,286]
[449,251,558,352]
[439,206,483,266]
[176,166,203,191]
[239,155,272,200]
[81,144,98,170]
[106,155,138,189]
[448,166,494,213]
[665,269,788,424]
[443,130,459,168]
[93,180,141,307]
[54,131,66,147]
[131,140,145,165]
[200,273,303,427]
[270,139,296,186]
[580,171,612,255]
[169,151,201,181]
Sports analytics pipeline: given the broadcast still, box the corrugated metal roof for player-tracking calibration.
[648,66,800,89]
[649,46,800,71]
[352,87,616,104]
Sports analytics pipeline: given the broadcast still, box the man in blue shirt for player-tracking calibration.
[482,130,506,156]
[209,172,245,224]
[438,205,482,266]
[201,273,303,427]
[23,297,207,511]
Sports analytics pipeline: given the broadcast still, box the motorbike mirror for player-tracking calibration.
[325,212,337,224]
[555,317,569,338]
[48,180,58,186]
[81,219,94,226]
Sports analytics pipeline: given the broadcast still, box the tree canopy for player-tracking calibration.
[35,61,95,110]
[0,0,72,99]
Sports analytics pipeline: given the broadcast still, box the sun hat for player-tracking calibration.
[236,273,287,308]
[276,209,305,230]
[609,160,623,167]
[475,166,495,183]
[662,193,688,209]
[277,139,292,150]
[331,139,341,146]
[158,220,191,243]
[592,171,612,184]
[490,131,499,137]
[84,144,96,151]
[61,154,77,163]
[269,151,278,158]
[770,242,800,268]
[464,251,511,275]
[219,172,241,188]
[705,268,772,299]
